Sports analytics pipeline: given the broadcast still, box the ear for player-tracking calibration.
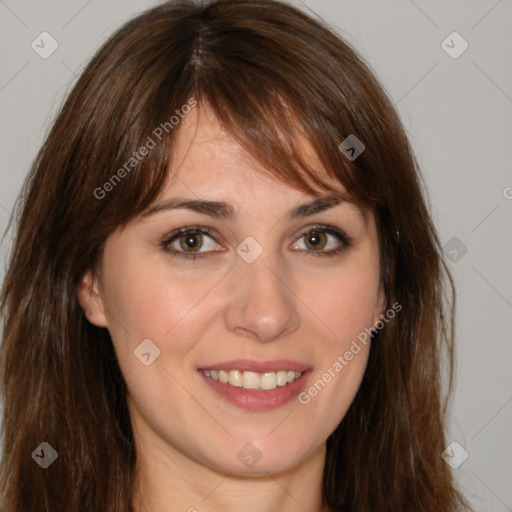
[77,270,108,328]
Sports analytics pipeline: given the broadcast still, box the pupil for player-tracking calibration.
[181,233,202,251]
[307,232,325,249]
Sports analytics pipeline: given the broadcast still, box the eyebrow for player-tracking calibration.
[140,194,348,221]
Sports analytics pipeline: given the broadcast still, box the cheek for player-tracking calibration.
[299,256,381,348]
[295,268,376,435]
[99,248,224,364]
[292,248,380,417]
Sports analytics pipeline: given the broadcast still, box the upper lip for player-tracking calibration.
[198,359,312,373]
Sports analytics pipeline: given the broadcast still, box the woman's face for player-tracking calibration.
[79,105,386,477]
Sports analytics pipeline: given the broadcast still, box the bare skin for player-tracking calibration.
[78,104,386,512]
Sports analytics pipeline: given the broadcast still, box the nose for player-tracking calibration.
[223,249,300,343]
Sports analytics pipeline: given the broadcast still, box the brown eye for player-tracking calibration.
[303,231,327,251]
[178,233,203,252]
[290,225,353,257]
[161,227,222,260]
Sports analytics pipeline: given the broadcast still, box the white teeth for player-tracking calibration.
[202,369,303,390]
[276,370,288,386]
[229,370,243,387]
[260,372,276,390]
[242,371,260,390]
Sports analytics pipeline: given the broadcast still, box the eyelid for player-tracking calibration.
[296,224,353,248]
[160,226,223,259]
[160,225,215,245]
[289,224,353,259]
[160,224,353,259]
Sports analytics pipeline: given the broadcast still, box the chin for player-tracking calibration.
[203,435,317,476]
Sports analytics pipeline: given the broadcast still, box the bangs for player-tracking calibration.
[97,2,382,229]
[114,75,365,228]
[52,0,401,281]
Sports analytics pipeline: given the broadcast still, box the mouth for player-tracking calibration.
[198,359,312,411]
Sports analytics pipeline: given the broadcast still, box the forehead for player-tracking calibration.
[137,104,373,230]
[165,102,348,199]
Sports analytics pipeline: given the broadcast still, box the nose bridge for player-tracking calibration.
[223,244,300,343]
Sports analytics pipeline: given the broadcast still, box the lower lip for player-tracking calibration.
[199,370,311,411]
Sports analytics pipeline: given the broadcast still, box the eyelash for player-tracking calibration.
[160,224,354,261]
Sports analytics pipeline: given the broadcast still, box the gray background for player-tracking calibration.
[0,1,511,510]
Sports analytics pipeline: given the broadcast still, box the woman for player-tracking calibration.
[0,0,471,510]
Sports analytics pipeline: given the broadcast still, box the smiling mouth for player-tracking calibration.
[201,369,303,391]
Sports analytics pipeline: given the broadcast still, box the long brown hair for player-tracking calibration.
[0,0,470,510]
